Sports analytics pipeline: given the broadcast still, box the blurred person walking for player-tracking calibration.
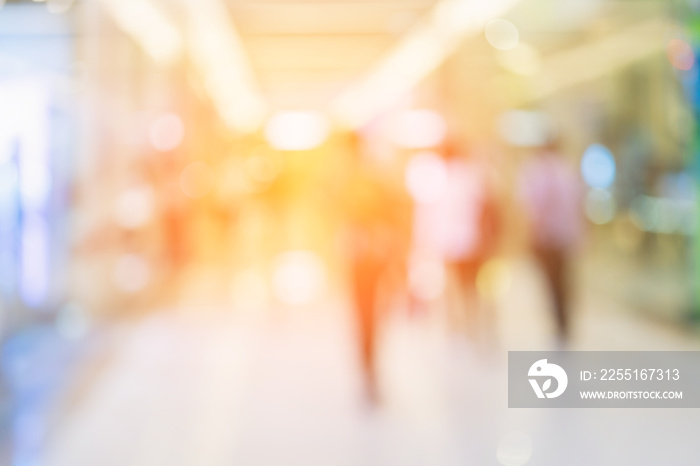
[410,143,500,339]
[339,133,409,404]
[518,139,582,343]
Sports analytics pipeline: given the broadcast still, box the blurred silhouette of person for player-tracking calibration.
[154,155,190,281]
[411,142,500,338]
[518,139,582,342]
[340,133,409,404]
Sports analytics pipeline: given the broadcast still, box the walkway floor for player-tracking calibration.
[28,258,700,465]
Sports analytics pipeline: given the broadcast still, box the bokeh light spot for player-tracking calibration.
[265,111,329,151]
[246,150,283,186]
[485,19,519,51]
[498,110,550,147]
[581,144,615,189]
[149,113,184,152]
[585,188,616,225]
[113,185,154,229]
[667,39,695,71]
[272,251,326,305]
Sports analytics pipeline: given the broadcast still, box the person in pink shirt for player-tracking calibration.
[518,139,583,341]
[411,143,500,335]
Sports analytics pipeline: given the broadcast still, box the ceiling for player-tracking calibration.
[225,0,440,108]
[221,0,667,110]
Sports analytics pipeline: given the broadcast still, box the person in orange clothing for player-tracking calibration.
[339,133,409,404]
